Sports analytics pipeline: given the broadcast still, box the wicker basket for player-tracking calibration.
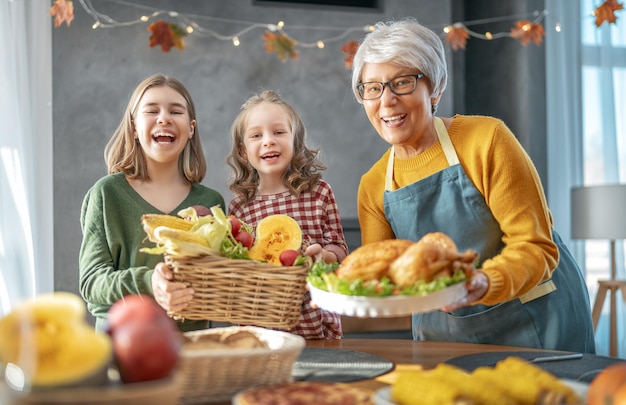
[165,254,310,330]
[177,326,305,404]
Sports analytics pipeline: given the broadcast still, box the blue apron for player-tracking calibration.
[383,117,596,353]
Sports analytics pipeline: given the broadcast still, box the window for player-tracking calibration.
[580,0,626,355]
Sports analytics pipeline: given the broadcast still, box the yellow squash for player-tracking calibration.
[0,292,112,389]
[248,214,302,265]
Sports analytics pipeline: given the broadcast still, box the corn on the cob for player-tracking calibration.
[142,214,194,242]
[430,364,515,405]
[154,226,210,248]
[471,366,535,405]
[494,357,580,404]
[392,370,465,405]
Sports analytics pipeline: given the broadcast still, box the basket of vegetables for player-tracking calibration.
[141,205,310,330]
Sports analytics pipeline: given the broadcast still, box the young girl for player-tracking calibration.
[227,90,348,339]
[79,74,225,333]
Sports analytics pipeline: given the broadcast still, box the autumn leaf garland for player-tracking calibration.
[50,1,623,62]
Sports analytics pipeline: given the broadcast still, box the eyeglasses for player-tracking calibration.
[356,73,425,100]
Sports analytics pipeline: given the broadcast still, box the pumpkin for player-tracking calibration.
[587,362,626,405]
[0,292,112,389]
[248,214,302,265]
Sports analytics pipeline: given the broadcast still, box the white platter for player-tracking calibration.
[307,281,466,318]
[374,379,589,405]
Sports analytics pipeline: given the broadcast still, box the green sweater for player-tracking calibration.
[79,172,225,332]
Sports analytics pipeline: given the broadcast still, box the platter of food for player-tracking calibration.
[232,381,374,405]
[308,281,466,317]
[306,233,475,317]
[373,379,588,405]
[374,358,588,405]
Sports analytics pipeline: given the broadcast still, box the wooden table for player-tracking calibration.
[304,338,552,392]
[210,338,552,404]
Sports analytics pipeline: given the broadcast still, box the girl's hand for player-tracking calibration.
[151,262,194,313]
[304,243,337,263]
[440,271,489,312]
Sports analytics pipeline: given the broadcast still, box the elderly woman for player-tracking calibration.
[351,18,595,353]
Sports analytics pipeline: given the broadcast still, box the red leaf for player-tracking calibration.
[49,0,74,27]
[594,0,624,27]
[341,40,359,69]
[148,20,186,52]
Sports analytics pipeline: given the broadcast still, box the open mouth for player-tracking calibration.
[153,132,175,144]
[382,114,407,124]
[261,152,280,160]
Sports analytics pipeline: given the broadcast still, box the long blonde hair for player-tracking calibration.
[227,90,325,202]
[104,74,206,183]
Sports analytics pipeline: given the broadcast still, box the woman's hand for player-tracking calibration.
[440,271,489,312]
[304,243,337,263]
[151,262,194,313]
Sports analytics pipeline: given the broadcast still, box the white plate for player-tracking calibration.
[308,282,466,317]
[374,379,589,405]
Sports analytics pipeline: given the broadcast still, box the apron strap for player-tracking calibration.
[385,147,395,191]
[435,117,459,165]
[384,117,459,191]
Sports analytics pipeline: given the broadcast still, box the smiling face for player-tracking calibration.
[132,85,195,168]
[361,62,440,157]
[240,101,295,187]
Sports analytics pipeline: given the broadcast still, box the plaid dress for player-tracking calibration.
[229,180,347,339]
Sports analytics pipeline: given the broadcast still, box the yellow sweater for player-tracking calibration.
[357,115,559,306]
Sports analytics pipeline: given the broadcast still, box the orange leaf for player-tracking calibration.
[148,20,186,52]
[169,23,187,51]
[445,24,469,51]
[510,20,545,46]
[262,31,299,62]
[342,40,359,69]
[594,0,624,27]
[49,0,74,27]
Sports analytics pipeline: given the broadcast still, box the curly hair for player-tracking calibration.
[104,74,206,183]
[227,90,326,203]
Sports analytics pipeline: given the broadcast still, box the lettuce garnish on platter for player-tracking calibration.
[306,261,467,297]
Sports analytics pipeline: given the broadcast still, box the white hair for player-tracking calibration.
[351,18,448,104]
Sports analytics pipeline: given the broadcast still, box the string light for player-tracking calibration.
[77,0,552,51]
[443,9,548,42]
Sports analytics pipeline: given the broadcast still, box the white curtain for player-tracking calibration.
[547,0,626,357]
[0,0,53,316]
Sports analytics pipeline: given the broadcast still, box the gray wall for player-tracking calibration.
[460,0,548,185]
[53,0,547,302]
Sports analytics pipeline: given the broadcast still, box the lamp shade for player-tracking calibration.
[571,184,626,240]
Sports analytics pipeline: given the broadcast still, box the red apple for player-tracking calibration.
[235,231,254,249]
[107,294,165,334]
[112,320,182,383]
[191,205,211,217]
[279,249,300,266]
[228,216,242,235]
